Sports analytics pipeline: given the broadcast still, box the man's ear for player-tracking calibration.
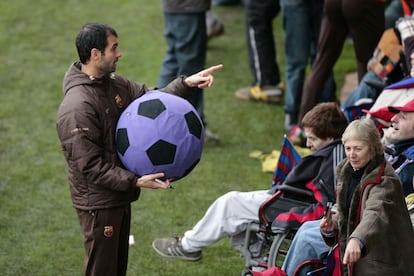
[90,48,101,61]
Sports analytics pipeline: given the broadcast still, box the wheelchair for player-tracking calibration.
[240,184,321,276]
[242,195,414,276]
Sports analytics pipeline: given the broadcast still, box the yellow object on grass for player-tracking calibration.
[249,146,311,173]
[406,193,414,206]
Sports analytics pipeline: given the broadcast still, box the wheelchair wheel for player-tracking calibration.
[241,268,253,276]
[266,231,295,267]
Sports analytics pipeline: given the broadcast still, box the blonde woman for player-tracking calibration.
[320,118,414,275]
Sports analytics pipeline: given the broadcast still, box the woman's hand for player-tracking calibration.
[343,238,362,265]
[320,214,335,233]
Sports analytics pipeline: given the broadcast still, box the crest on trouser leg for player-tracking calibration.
[104,226,113,237]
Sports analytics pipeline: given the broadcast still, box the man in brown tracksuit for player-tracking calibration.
[56,22,222,276]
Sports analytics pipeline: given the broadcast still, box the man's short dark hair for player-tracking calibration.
[301,102,348,140]
[75,23,118,64]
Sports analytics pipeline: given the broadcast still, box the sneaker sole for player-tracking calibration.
[151,241,202,261]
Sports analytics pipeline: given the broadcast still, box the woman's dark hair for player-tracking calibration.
[75,23,118,64]
[301,102,348,140]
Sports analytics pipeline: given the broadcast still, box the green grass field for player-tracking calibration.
[0,1,355,275]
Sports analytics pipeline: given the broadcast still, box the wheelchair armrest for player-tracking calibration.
[258,186,315,229]
[276,184,314,198]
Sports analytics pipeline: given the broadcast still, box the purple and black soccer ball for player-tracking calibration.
[116,90,205,182]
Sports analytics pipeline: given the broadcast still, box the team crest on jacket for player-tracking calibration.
[104,226,114,237]
[115,94,124,108]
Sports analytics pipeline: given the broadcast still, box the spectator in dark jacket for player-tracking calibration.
[151,102,348,262]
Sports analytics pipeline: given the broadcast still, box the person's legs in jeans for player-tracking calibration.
[157,12,221,142]
[341,70,382,108]
[158,12,207,121]
[282,0,311,130]
[282,219,329,276]
[385,0,403,29]
[282,0,335,131]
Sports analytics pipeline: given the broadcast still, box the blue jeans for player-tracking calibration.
[158,13,207,122]
[385,0,403,29]
[213,0,240,5]
[281,0,336,116]
[282,219,329,276]
[341,70,382,108]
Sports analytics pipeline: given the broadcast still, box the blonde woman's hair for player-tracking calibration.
[342,118,384,156]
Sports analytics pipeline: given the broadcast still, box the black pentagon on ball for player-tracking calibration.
[146,139,176,165]
[116,128,130,156]
[184,111,203,139]
[137,99,166,119]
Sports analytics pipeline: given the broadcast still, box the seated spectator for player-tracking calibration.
[279,98,414,275]
[382,98,414,195]
[385,0,414,29]
[342,15,414,113]
[151,103,348,261]
[320,118,414,275]
[341,28,407,109]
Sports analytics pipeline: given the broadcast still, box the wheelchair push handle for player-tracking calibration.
[324,201,334,219]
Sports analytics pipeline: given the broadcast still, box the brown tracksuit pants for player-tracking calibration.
[77,205,131,276]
